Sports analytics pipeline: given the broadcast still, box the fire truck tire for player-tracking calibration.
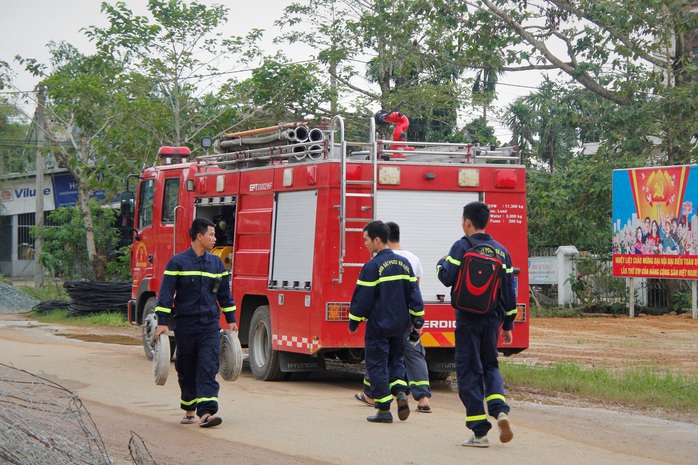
[142,297,158,360]
[248,305,284,381]
[142,297,176,361]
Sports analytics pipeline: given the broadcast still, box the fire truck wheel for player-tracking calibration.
[248,305,284,381]
[142,297,176,361]
[142,297,158,360]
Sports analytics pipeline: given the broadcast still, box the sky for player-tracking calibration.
[0,0,544,143]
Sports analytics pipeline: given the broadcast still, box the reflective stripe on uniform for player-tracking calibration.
[155,306,171,314]
[357,275,416,287]
[164,270,228,279]
[486,393,506,403]
[410,308,425,317]
[180,396,219,406]
[389,379,407,389]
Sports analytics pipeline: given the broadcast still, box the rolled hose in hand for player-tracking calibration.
[219,330,243,382]
[153,334,170,386]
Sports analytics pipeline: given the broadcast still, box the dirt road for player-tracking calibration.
[1,313,697,465]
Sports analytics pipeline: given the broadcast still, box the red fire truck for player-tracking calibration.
[120,115,530,381]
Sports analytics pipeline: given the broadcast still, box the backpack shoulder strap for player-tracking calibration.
[464,236,476,249]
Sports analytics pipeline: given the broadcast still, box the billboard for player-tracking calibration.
[612,165,698,279]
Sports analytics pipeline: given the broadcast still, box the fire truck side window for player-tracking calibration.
[161,178,180,223]
[137,179,155,229]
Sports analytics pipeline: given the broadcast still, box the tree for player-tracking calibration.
[85,0,258,147]
[277,0,474,140]
[463,117,499,146]
[527,152,615,255]
[234,57,330,124]
[458,0,698,164]
[0,97,31,173]
[28,42,134,279]
[15,0,257,279]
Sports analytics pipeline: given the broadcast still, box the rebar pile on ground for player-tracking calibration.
[63,280,131,316]
[0,362,111,465]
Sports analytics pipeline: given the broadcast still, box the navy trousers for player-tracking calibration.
[364,333,409,410]
[363,328,431,401]
[174,321,221,417]
[454,311,510,437]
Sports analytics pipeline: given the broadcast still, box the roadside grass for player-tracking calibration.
[30,308,131,328]
[18,283,69,301]
[529,306,583,318]
[501,360,698,415]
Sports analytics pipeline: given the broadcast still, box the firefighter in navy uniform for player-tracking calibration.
[436,202,516,447]
[349,220,424,423]
[155,218,237,428]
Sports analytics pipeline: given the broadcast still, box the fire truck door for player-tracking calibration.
[269,190,318,341]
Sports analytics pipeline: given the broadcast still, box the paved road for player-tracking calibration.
[1,315,696,465]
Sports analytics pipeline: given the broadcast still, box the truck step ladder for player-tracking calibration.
[332,115,378,283]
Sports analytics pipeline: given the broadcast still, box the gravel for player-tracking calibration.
[0,283,40,314]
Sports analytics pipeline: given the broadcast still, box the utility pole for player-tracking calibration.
[34,83,46,287]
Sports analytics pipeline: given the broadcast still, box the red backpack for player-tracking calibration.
[451,237,503,315]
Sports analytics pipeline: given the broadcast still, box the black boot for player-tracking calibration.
[367,409,393,423]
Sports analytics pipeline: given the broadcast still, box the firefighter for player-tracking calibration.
[354,221,432,412]
[436,201,516,447]
[349,220,424,423]
[155,218,237,428]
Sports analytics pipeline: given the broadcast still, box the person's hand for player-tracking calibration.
[501,329,513,345]
[349,327,356,334]
[155,324,169,337]
[229,322,239,332]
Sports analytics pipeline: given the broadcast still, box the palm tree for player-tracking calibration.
[472,67,503,120]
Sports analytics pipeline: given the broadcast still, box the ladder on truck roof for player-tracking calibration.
[196,116,521,284]
[332,115,377,283]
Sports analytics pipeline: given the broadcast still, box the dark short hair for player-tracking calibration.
[190,218,214,241]
[463,202,490,230]
[363,220,389,243]
[385,221,400,243]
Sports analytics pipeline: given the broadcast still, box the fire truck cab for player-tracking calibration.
[121,115,529,381]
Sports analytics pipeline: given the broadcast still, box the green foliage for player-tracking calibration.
[18,282,69,301]
[527,153,615,254]
[474,1,698,165]
[31,308,130,327]
[0,97,31,173]
[235,58,330,123]
[31,205,125,280]
[106,245,132,282]
[529,306,583,318]
[277,0,472,135]
[85,0,259,148]
[0,273,12,286]
[463,117,498,146]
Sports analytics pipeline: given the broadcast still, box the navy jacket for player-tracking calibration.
[436,233,517,330]
[349,248,425,337]
[155,247,236,327]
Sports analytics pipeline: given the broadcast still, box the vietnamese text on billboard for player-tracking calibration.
[612,165,698,279]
